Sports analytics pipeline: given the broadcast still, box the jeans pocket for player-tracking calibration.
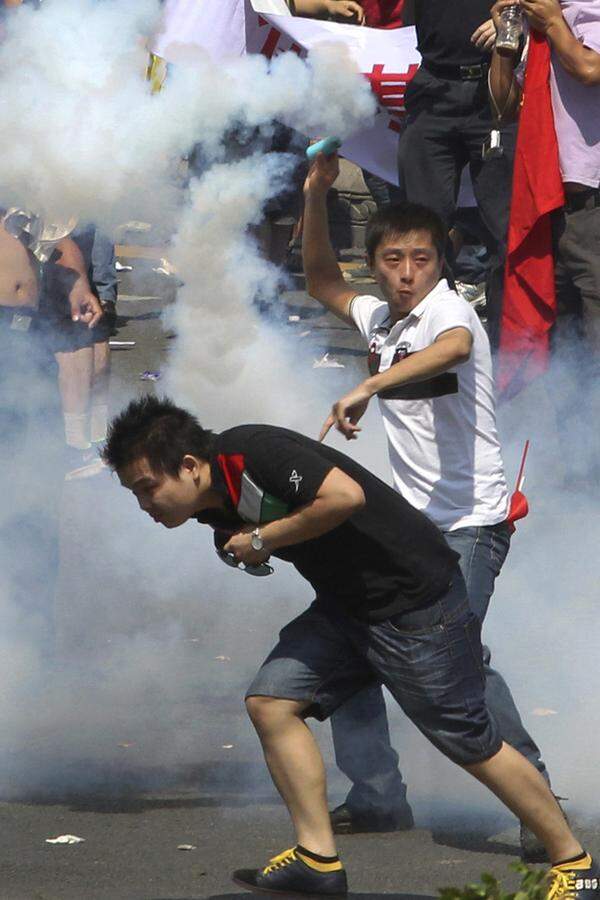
[385,601,445,636]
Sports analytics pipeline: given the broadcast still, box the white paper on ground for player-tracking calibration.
[46,835,86,845]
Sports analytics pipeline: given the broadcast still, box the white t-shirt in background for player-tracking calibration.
[350,279,509,531]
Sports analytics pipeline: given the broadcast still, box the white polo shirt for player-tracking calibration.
[350,279,509,532]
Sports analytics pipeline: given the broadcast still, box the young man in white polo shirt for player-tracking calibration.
[302,151,552,861]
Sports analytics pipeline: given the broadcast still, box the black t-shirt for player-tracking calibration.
[196,425,459,622]
[414,0,492,69]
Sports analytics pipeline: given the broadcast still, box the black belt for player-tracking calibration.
[424,61,489,81]
[564,188,600,213]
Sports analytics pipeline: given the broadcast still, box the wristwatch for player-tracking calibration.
[251,527,264,552]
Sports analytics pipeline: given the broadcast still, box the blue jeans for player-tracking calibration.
[330,523,548,815]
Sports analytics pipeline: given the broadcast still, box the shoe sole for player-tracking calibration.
[231,877,347,899]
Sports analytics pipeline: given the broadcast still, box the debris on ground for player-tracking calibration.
[222,744,234,750]
[177,844,197,851]
[140,370,161,381]
[313,353,344,369]
[532,708,558,716]
[120,221,152,233]
[288,315,300,322]
[109,340,136,350]
[115,261,133,272]
[456,281,486,312]
[46,835,85,845]
[341,267,376,284]
[214,655,231,661]
[152,258,177,276]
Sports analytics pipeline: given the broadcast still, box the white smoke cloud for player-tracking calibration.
[4,1,598,855]
[0,0,374,234]
[0,0,376,805]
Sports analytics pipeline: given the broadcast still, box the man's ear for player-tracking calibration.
[180,455,199,475]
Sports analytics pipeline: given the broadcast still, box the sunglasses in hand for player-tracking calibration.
[215,548,274,577]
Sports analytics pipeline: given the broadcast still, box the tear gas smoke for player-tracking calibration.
[0,0,374,232]
[0,0,375,804]
[1,0,599,848]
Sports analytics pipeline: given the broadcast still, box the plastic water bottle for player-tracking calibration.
[495,5,524,53]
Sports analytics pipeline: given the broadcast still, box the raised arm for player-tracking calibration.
[521,0,600,85]
[302,152,358,326]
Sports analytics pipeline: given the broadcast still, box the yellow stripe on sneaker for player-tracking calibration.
[296,851,343,873]
[553,854,593,872]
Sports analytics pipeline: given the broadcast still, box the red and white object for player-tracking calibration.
[150,0,421,185]
[506,440,530,532]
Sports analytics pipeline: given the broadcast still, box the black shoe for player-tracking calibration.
[547,854,600,899]
[520,796,569,864]
[329,802,414,835]
[232,847,347,897]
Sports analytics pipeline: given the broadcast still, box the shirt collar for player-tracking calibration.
[193,444,238,526]
[391,279,450,328]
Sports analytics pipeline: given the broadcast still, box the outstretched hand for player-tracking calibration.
[303,151,340,199]
[319,383,373,442]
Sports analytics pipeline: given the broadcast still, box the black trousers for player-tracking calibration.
[398,66,517,347]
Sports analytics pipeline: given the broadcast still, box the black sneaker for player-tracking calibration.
[521,797,569,863]
[330,801,414,835]
[232,846,347,897]
[547,854,600,899]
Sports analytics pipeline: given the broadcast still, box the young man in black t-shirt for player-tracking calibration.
[104,396,596,900]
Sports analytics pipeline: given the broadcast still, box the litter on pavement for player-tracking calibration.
[109,340,136,350]
[313,353,345,369]
[46,835,85,845]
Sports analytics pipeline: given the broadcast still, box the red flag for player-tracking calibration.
[497,30,565,400]
[506,439,530,533]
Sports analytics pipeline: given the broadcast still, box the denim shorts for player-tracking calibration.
[246,569,502,767]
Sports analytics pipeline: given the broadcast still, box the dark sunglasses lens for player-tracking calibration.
[216,550,273,577]
[243,563,274,577]
[216,550,240,568]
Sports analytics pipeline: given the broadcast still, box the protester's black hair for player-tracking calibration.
[102,395,214,476]
[365,202,446,264]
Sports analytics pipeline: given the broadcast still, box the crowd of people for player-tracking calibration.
[2,0,600,897]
